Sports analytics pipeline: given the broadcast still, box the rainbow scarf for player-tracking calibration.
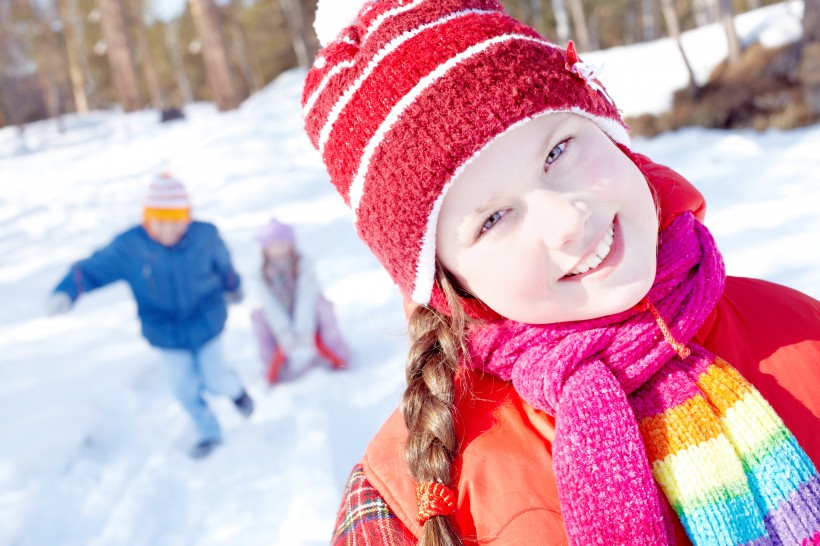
[466,212,820,545]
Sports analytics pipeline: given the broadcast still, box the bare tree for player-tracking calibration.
[528,0,545,35]
[164,20,194,104]
[97,0,142,111]
[189,0,241,110]
[130,0,169,110]
[566,0,591,51]
[800,0,820,113]
[0,1,39,134]
[277,0,316,67]
[804,0,820,43]
[658,0,697,95]
[551,0,571,44]
[693,0,717,27]
[58,0,90,112]
[716,0,741,64]
[36,20,67,125]
[641,0,660,41]
[228,0,262,93]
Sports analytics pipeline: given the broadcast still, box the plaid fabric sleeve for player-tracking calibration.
[331,464,417,546]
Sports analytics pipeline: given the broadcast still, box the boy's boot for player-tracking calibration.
[189,438,221,459]
[233,390,255,418]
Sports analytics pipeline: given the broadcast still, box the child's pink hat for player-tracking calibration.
[257,218,295,246]
[303,0,628,310]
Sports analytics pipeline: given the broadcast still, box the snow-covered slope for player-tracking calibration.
[0,3,817,544]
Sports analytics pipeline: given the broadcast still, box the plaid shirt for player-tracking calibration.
[332,464,416,546]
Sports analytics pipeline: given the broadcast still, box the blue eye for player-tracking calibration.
[544,140,568,171]
[480,210,505,236]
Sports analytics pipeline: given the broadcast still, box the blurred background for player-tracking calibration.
[1,0,818,131]
[1,1,819,545]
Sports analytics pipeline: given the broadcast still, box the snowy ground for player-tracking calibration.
[0,3,817,545]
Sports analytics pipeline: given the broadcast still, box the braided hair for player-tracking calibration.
[402,265,472,546]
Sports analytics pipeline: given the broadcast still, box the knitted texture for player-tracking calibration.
[302,0,626,307]
[143,173,190,210]
[466,212,820,546]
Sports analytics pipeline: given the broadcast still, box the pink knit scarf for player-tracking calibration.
[465,212,820,545]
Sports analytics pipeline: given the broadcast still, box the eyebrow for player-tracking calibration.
[534,115,568,165]
[456,208,485,245]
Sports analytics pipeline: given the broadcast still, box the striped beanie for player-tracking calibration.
[143,173,191,222]
[303,0,628,308]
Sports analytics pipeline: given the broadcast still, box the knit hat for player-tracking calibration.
[257,218,296,246]
[303,0,628,309]
[143,173,191,222]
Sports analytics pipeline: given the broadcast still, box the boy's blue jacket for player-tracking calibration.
[53,221,241,350]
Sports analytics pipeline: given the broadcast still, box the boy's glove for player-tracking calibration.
[47,292,72,316]
[224,287,244,305]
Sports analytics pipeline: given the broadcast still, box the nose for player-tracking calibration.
[528,190,590,250]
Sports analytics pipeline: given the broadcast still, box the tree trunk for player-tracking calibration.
[164,20,194,105]
[277,0,315,67]
[623,2,638,44]
[799,0,820,114]
[228,1,262,94]
[189,0,241,111]
[71,0,98,106]
[566,0,591,51]
[659,0,697,95]
[529,0,544,35]
[641,0,660,41]
[57,0,89,113]
[803,0,820,43]
[550,0,571,44]
[35,20,67,130]
[692,0,716,27]
[717,0,741,63]
[130,0,168,110]
[97,0,142,111]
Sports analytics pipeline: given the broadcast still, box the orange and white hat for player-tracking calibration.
[143,173,191,222]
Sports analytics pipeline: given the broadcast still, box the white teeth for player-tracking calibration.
[566,224,615,276]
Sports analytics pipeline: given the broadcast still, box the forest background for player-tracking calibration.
[2,0,819,132]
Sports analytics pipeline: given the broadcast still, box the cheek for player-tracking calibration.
[461,248,547,305]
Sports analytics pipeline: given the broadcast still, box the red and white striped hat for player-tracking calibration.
[144,173,191,210]
[303,0,628,309]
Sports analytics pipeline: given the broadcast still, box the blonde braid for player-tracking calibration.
[402,268,470,546]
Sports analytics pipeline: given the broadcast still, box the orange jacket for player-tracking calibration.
[365,276,820,544]
[365,159,820,544]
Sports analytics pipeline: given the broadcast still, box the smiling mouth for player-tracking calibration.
[564,223,615,277]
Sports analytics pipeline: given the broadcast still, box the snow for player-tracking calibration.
[584,0,805,116]
[0,3,818,544]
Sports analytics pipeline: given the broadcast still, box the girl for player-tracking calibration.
[250,218,349,383]
[304,1,820,544]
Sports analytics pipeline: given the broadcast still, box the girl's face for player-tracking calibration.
[146,219,189,247]
[263,240,293,261]
[435,113,658,324]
